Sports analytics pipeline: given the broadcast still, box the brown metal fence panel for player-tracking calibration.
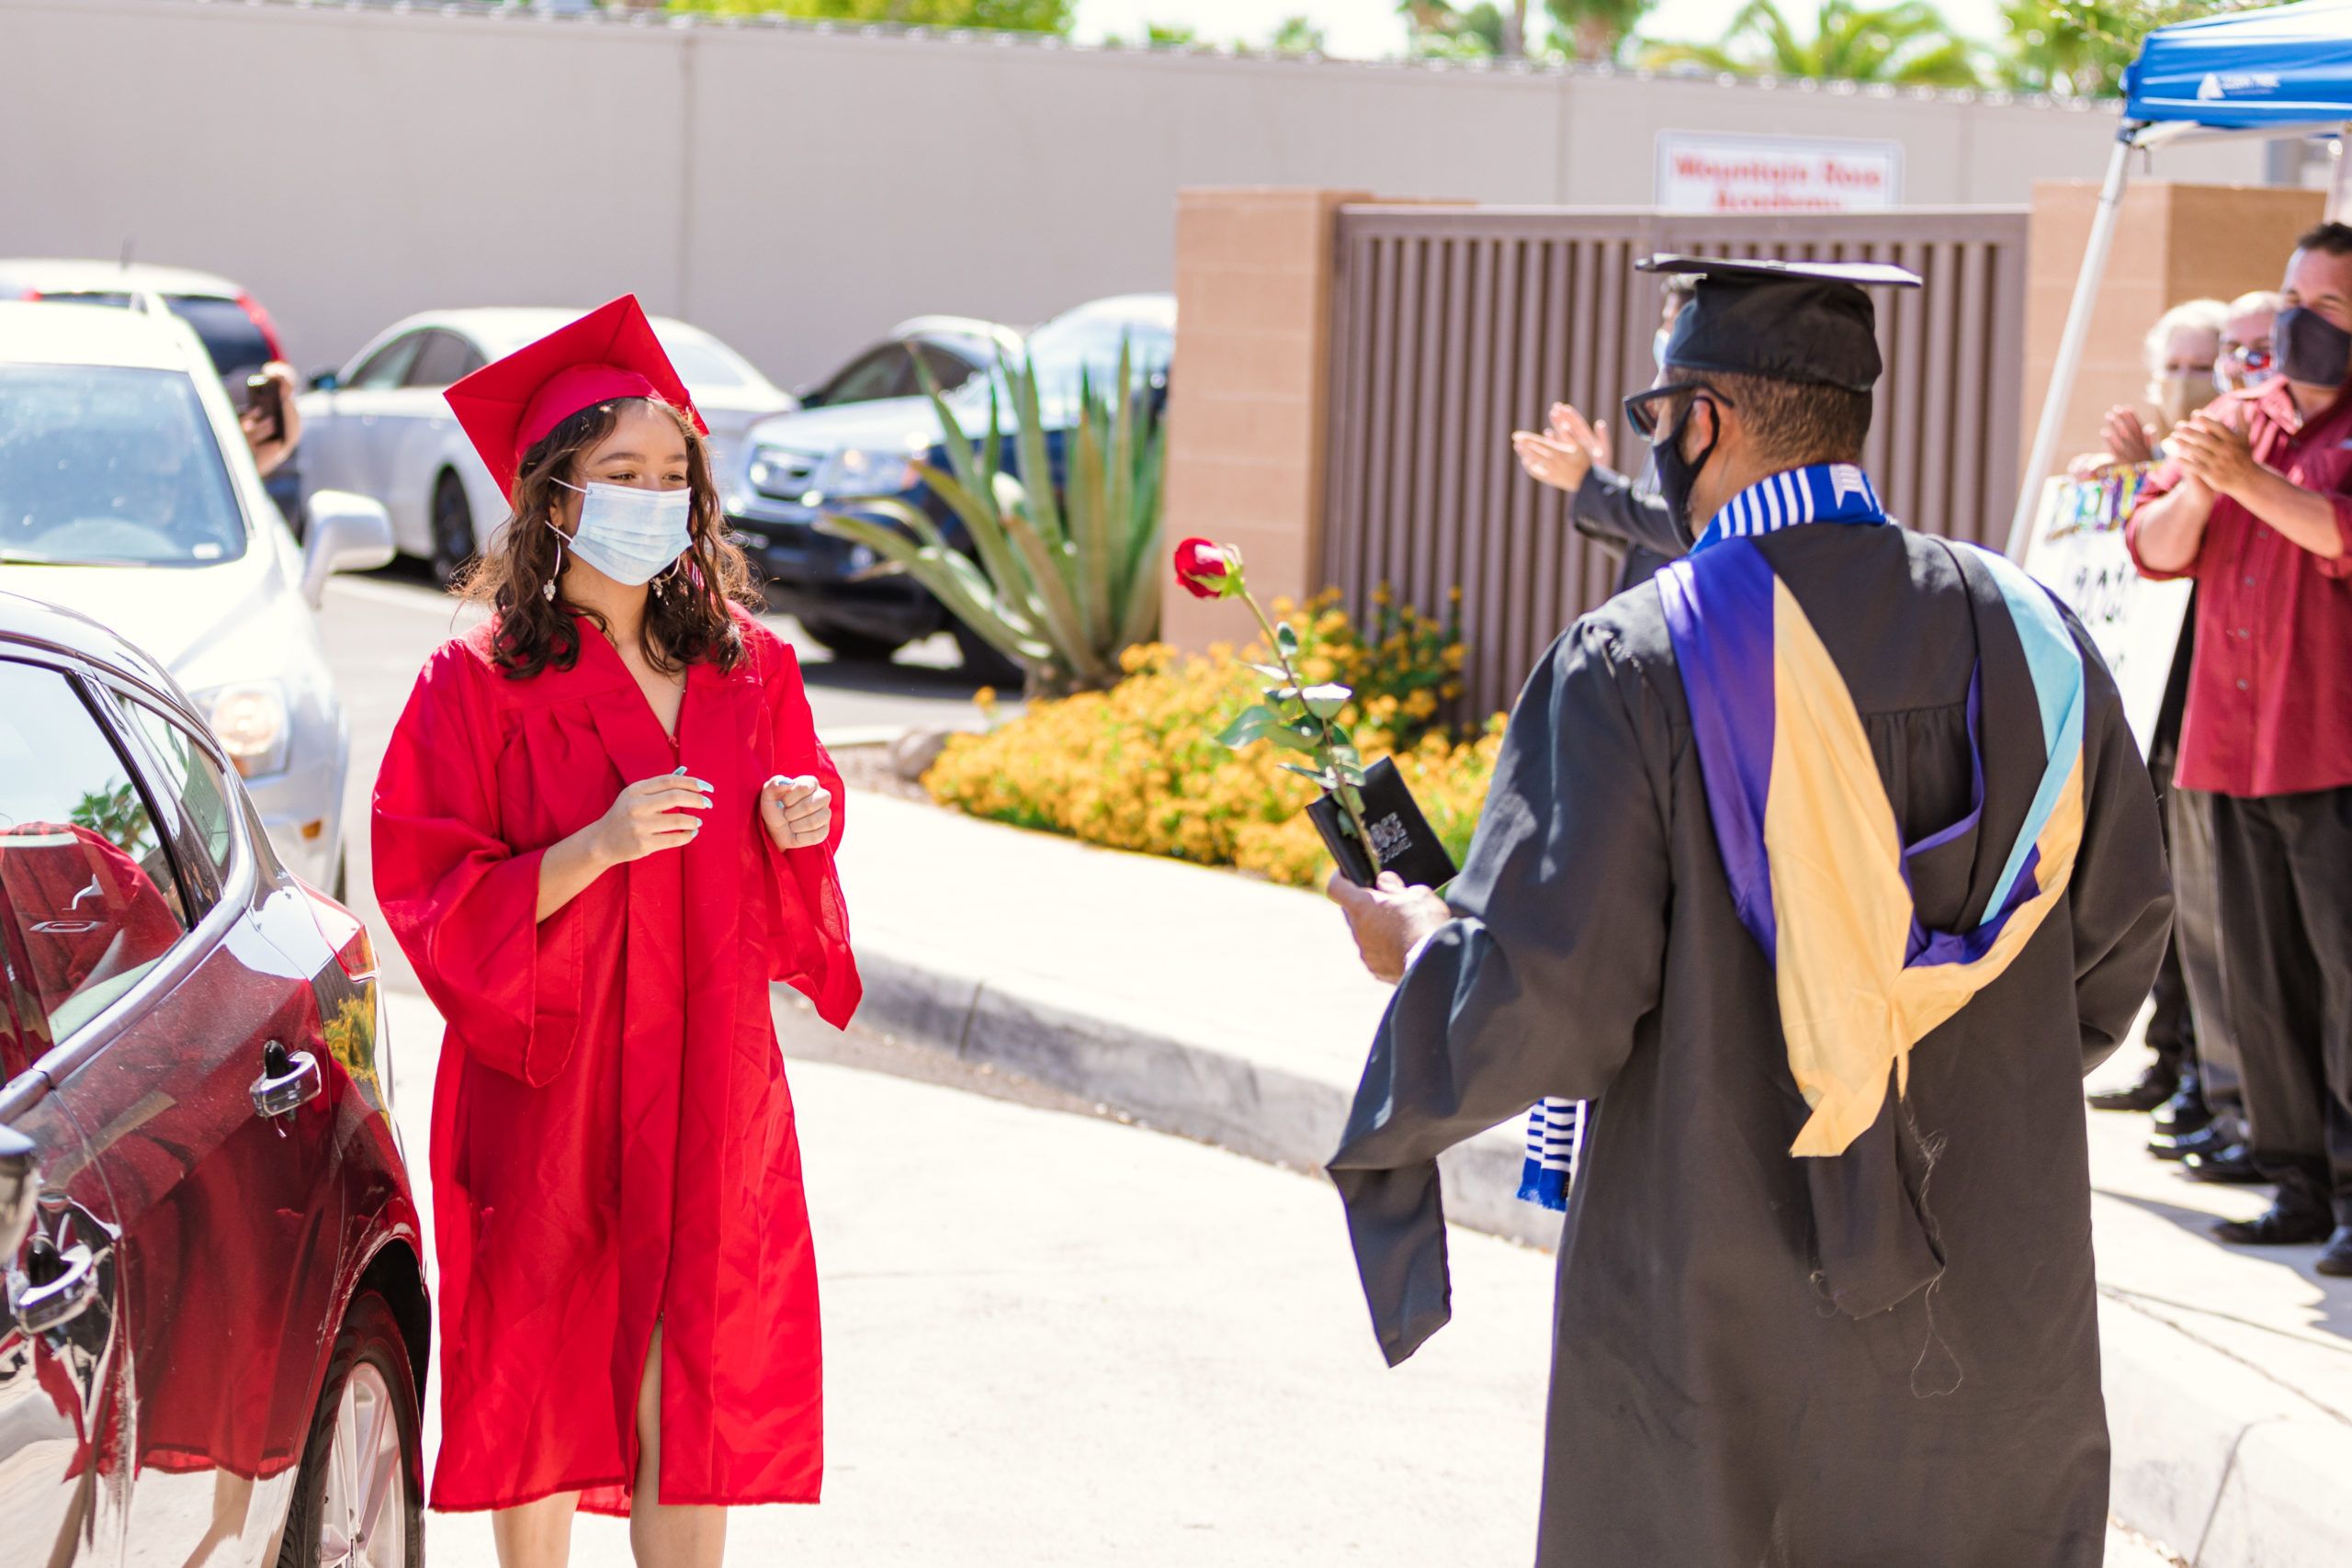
[1321,206,2030,720]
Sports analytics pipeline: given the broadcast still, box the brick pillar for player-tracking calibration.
[1160,188,1368,653]
[2022,180,2324,480]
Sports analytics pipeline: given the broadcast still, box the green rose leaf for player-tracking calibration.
[1277,762,1328,784]
[1216,705,1280,750]
[1275,621,1300,659]
[1265,723,1320,755]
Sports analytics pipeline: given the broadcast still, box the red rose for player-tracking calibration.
[1173,537,1239,601]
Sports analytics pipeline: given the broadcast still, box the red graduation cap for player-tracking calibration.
[445,295,707,498]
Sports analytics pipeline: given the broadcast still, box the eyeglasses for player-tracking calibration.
[2222,344,2276,370]
[1622,381,1734,441]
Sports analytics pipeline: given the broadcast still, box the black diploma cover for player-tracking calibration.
[1307,756,1459,890]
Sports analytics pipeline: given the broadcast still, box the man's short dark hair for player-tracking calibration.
[1669,367,1871,468]
[2294,220,2352,257]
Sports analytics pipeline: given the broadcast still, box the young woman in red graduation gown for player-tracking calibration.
[372,298,859,1568]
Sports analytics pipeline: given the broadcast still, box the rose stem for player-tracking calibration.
[1238,587,1382,874]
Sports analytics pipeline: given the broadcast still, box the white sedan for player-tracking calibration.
[297,307,794,583]
[0,300,394,894]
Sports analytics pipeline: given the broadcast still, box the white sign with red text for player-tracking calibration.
[1655,132,1904,214]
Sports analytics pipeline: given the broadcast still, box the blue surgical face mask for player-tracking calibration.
[551,479,692,586]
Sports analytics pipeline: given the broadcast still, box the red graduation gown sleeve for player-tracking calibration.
[752,630,861,1028]
[372,640,580,1086]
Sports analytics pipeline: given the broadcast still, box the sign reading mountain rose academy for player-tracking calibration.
[1655,132,1904,213]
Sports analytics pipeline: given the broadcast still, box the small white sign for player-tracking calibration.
[2018,471,2192,758]
[1655,131,1904,214]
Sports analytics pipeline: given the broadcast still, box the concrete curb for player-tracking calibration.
[839,937,2348,1568]
[848,945,1561,1251]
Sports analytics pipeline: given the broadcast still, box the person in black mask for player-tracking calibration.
[1325,254,2169,1566]
[2126,222,2352,1273]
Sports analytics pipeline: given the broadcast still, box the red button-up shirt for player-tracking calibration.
[2125,380,2352,798]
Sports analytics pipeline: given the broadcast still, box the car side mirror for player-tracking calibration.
[0,1124,37,1264]
[300,489,396,607]
[309,368,340,392]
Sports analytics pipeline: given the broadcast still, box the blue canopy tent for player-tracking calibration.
[2008,0,2352,555]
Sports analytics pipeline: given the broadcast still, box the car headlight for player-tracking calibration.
[747,444,818,502]
[198,682,292,779]
[813,446,921,499]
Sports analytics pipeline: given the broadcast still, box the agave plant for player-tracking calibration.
[815,344,1165,696]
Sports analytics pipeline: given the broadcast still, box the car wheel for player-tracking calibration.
[951,619,1027,690]
[799,616,904,663]
[429,472,476,590]
[276,1291,423,1568]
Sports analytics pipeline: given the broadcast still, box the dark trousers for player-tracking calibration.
[2167,785,2241,1106]
[2210,786,2352,1219]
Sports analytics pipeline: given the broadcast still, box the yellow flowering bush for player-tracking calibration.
[922,591,1505,887]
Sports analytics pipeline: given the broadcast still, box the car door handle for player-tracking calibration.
[9,1240,98,1335]
[250,1040,322,1120]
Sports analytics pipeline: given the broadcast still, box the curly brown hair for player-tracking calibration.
[460,397,761,680]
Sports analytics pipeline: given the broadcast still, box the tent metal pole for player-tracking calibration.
[2007,130,2138,562]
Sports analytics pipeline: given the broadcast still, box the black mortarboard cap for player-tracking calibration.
[1638,254,1923,394]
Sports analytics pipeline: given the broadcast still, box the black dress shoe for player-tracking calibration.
[2088,1061,2181,1113]
[2181,1144,2267,1184]
[2154,1113,2243,1163]
[2149,1072,2211,1138]
[2317,1227,2352,1278]
[2213,1199,2334,1246]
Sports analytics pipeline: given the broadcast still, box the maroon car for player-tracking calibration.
[0,591,425,1567]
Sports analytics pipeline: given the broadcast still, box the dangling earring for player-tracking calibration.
[544,526,563,602]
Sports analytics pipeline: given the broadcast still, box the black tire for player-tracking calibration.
[429,471,476,590]
[276,1290,424,1568]
[951,618,1026,689]
[799,615,905,663]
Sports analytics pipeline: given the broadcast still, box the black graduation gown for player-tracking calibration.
[1570,462,1685,594]
[1331,524,2173,1568]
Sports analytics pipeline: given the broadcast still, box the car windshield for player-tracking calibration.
[163,296,272,379]
[956,311,1172,412]
[0,364,247,566]
[658,333,752,390]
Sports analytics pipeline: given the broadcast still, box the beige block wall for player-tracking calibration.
[2022,181,2325,481]
[0,0,2280,390]
[1160,189,1371,655]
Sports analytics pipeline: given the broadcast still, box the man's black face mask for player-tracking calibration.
[2277,304,2352,389]
[1647,391,1721,547]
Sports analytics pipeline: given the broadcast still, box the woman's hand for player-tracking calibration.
[590,774,710,865]
[240,361,303,479]
[536,773,708,920]
[761,774,833,851]
[2100,405,2158,467]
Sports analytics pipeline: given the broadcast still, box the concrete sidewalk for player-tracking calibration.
[830,784,2352,1568]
